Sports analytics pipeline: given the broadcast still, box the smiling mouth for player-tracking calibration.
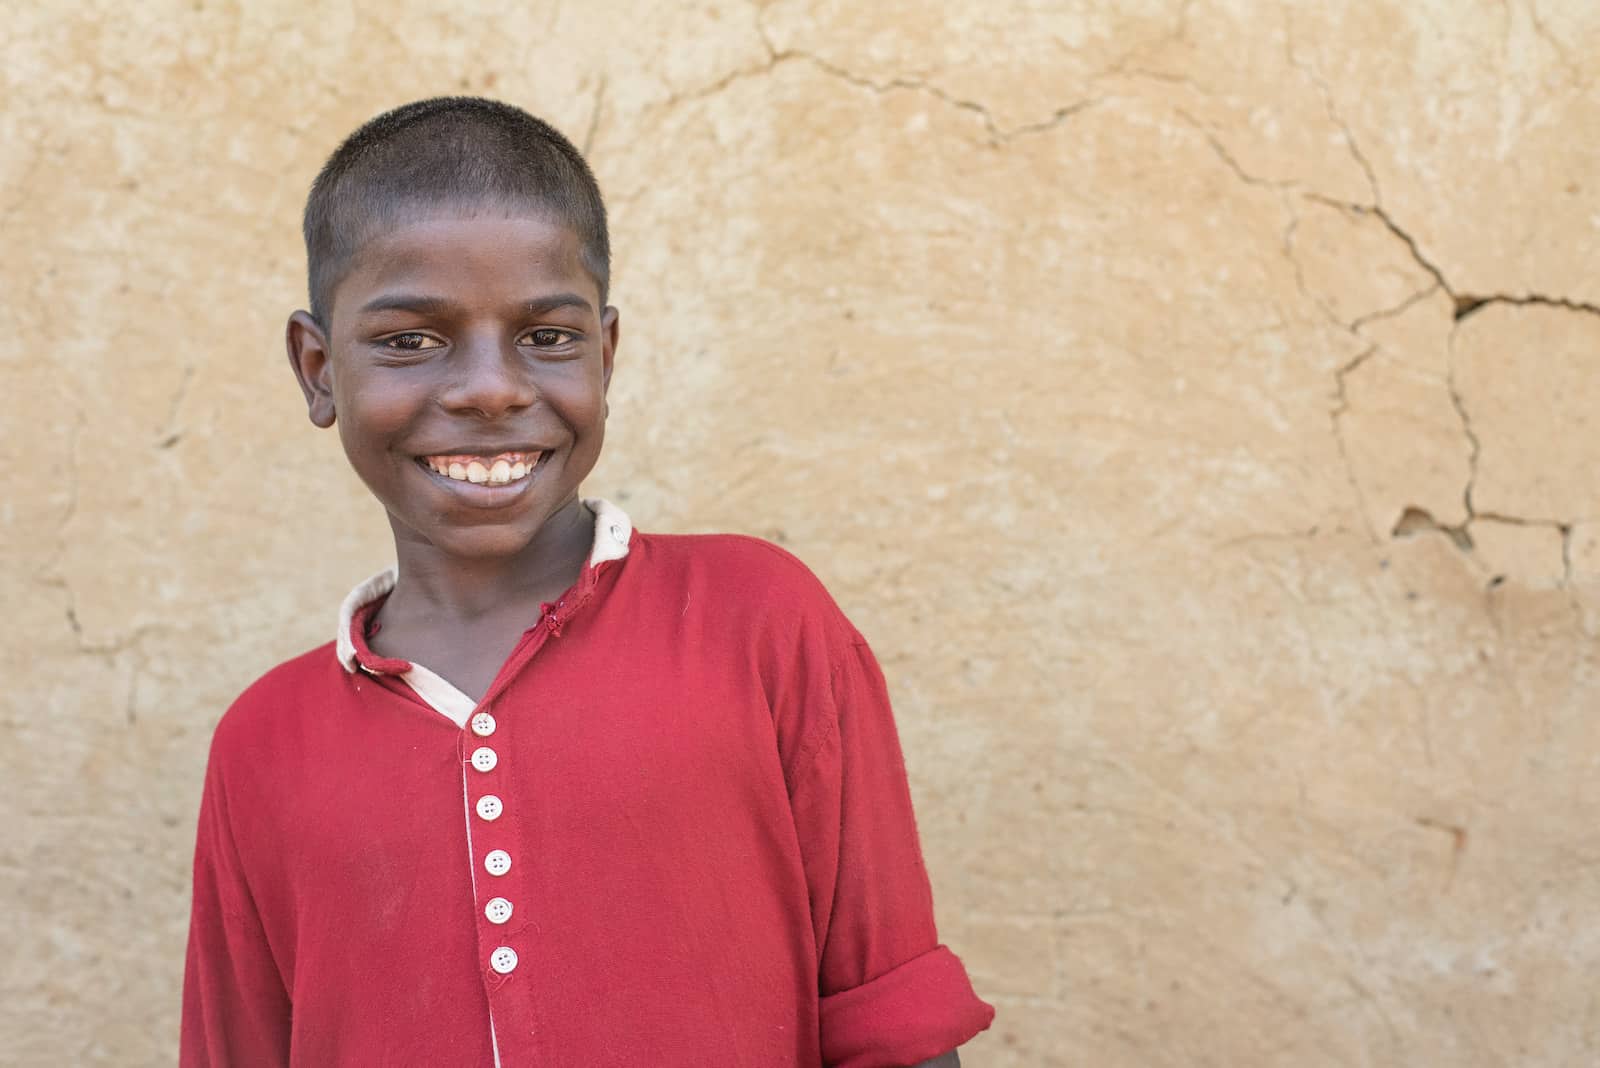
[417,449,549,486]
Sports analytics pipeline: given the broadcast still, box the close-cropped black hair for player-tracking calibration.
[302,96,609,326]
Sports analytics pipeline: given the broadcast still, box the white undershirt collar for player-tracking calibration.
[334,498,633,725]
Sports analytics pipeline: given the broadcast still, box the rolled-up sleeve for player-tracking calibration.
[787,637,994,1068]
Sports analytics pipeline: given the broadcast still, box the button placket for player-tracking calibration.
[469,712,518,979]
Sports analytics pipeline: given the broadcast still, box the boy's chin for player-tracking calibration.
[427,525,550,560]
[387,513,553,561]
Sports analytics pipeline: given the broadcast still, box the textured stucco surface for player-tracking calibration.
[5,2,1600,1065]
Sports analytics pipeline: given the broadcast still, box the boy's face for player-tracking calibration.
[287,211,617,562]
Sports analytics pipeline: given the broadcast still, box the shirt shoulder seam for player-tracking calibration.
[787,637,870,791]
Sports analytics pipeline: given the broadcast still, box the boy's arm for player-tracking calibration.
[181,753,292,1067]
[787,634,993,1068]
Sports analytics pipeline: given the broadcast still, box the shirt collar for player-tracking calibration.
[335,497,633,674]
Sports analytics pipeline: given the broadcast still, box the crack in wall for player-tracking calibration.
[1392,508,1575,588]
[1350,283,1442,333]
[1413,816,1468,892]
[38,406,87,641]
[1159,12,1597,586]
[635,8,1104,145]
[1391,506,1473,552]
[62,608,158,725]
[1295,200,1587,581]
[1284,21,1382,206]
[1388,327,1575,588]
[1442,326,1483,522]
[1181,110,1294,190]
[1169,84,1587,589]
[580,75,607,158]
[1379,222,1580,587]
[157,364,194,450]
[770,49,1098,143]
[1309,200,1600,325]
[1524,0,1587,87]
[1329,346,1379,541]
[1455,291,1600,323]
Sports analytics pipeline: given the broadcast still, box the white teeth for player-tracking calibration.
[427,454,540,484]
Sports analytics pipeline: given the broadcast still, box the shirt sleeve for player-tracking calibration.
[181,752,292,1067]
[787,636,994,1068]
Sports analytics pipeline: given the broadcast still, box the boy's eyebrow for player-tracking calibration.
[358,294,459,316]
[356,293,596,316]
[524,293,595,316]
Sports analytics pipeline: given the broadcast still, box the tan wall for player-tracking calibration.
[5,2,1600,1064]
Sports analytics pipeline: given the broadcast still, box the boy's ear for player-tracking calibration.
[286,311,337,428]
[600,305,620,398]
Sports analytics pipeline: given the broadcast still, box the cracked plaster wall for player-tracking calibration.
[4,2,1600,1065]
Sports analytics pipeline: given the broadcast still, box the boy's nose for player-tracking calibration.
[440,334,537,417]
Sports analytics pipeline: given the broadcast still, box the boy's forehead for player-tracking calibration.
[356,199,580,259]
[336,204,592,303]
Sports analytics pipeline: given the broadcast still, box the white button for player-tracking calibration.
[471,746,498,772]
[475,794,503,821]
[490,946,518,974]
[484,849,512,876]
[470,711,496,737]
[485,897,514,924]
[610,523,626,543]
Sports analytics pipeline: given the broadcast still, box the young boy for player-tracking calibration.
[181,97,993,1067]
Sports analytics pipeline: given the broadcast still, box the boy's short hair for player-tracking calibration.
[302,96,610,325]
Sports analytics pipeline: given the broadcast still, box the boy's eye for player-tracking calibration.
[523,328,576,347]
[384,333,443,351]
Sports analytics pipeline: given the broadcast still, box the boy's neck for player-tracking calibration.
[384,496,595,623]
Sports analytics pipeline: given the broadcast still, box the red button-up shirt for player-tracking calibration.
[182,506,993,1066]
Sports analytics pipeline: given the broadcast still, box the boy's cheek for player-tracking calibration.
[333,372,419,437]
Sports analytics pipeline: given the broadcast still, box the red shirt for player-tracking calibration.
[182,506,993,1066]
